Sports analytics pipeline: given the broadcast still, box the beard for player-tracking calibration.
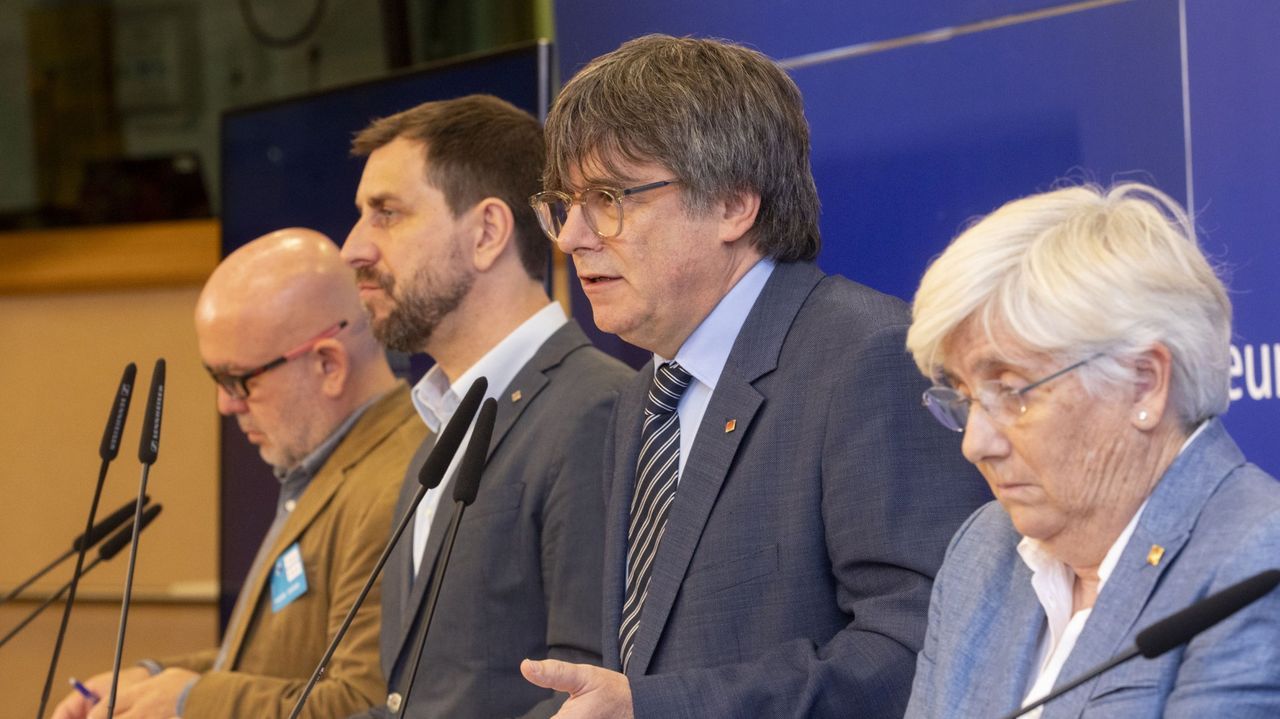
[356,260,472,353]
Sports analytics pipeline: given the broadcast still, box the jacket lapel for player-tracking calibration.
[383,434,436,666]
[402,474,459,633]
[397,321,593,656]
[223,383,413,667]
[1043,420,1243,718]
[628,262,824,675]
[604,369,649,670]
[483,322,591,461]
[973,559,1049,716]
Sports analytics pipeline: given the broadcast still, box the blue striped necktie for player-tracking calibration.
[619,361,693,672]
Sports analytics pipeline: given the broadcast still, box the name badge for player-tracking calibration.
[271,542,308,612]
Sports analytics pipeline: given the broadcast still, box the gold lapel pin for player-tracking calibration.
[724,419,737,433]
[1146,544,1165,566]
[510,390,522,403]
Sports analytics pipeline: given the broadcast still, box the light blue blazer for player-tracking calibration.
[905,418,1280,718]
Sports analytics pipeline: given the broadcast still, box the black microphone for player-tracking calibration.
[2,496,150,606]
[449,400,493,506]
[417,377,489,489]
[106,359,166,719]
[97,504,165,561]
[1,504,162,650]
[999,568,1280,719]
[137,358,165,465]
[286,377,489,719]
[73,496,153,553]
[397,397,496,719]
[101,363,138,461]
[35,363,137,718]
[1134,568,1280,657]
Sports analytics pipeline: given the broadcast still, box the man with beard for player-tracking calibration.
[53,228,425,719]
[341,94,632,719]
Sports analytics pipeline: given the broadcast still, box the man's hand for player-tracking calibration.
[51,666,150,719]
[86,668,199,719]
[521,659,633,719]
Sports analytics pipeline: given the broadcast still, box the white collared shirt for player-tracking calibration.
[1017,420,1212,717]
[1016,499,1146,719]
[654,257,775,478]
[409,302,567,577]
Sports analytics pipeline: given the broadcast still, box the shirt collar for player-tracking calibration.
[412,302,568,431]
[654,257,775,390]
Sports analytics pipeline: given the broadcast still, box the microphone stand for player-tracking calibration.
[2,555,72,608]
[34,363,136,719]
[397,398,496,719]
[285,377,489,719]
[998,568,1280,719]
[2,496,151,607]
[0,504,162,650]
[106,359,165,719]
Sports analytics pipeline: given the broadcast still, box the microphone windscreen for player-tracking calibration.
[138,359,166,464]
[1135,568,1280,658]
[99,363,137,461]
[418,376,488,489]
[97,504,164,561]
[453,398,496,506]
[72,495,151,552]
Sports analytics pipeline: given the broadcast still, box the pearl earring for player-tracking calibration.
[1137,410,1149,422]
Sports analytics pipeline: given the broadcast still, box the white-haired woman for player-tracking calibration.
[902,183,1280,718]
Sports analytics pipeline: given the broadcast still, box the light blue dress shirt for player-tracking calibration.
[656,257,775,477]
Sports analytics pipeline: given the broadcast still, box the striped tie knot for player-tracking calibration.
[644,361,693,416]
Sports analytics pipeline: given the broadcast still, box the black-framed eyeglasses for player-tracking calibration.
[922,353,1101,433]
[529,179,678,241]
[204,320,348,400]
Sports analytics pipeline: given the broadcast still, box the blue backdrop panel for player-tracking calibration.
[221,43,547,253]
[1186,0,1280,466]
[556,0,1077,74]
[798,0,1184,297]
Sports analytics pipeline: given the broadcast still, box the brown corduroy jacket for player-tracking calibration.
[160,382,425,719]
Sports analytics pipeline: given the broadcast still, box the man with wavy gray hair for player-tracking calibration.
[903,183,1280,718]
[520,34,988,718]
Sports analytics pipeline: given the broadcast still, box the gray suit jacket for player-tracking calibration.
[363,320,632,719]
[905,418,1280,719]
[603,261,991,718]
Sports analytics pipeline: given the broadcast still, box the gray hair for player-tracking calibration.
[907,182,1232,426]
[544,34,820,262]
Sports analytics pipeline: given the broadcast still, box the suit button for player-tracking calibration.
[386,692,402,712]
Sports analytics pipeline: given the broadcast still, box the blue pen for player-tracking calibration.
[69,678,101,705]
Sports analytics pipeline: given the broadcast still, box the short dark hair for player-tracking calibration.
[544,34,820,262]
[352,94,548,280]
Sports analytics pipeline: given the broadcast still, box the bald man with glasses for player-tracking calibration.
[53,228,426,719]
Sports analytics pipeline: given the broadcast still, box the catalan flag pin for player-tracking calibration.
[724,419,737,433]
[1147,544,1165,566]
